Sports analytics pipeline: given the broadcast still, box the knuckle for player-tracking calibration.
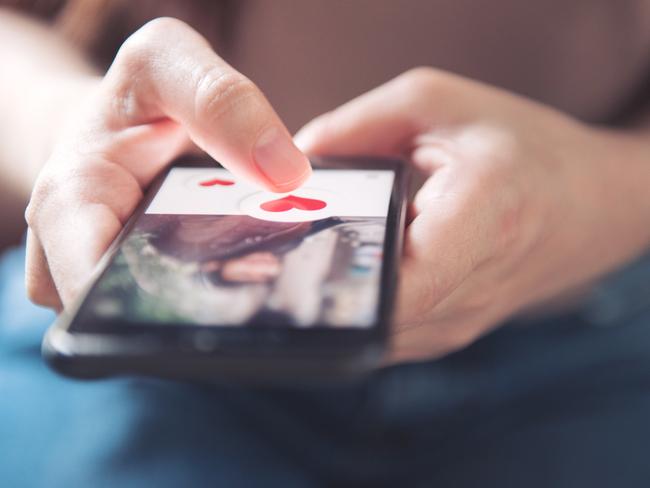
[115,33,152,74]
[26,165,86,230]
[194,68,260,122]
[120,17,186,60]
[392,67,453,118]
[112,17,191,85]
[399,66,448,94]
[136,16,187,38]
[402,66,435,83]
[24,201,37,229]
[460,126,521,191]
[25,173,58,229]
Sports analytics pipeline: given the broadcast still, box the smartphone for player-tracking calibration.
[43,155,408,384]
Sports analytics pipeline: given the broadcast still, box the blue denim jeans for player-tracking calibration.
[1,244,650,487]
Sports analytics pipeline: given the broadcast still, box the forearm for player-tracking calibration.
[0,7,99,198]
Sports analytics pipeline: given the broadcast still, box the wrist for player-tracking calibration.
[506,122,650,315]
[587,126,650,253]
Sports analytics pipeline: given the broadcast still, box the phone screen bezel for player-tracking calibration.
[57,155,408,353]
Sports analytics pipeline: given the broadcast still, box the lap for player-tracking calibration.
[2,245,650,487]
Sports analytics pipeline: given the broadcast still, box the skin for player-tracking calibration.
[295,69,650,362]
[19,17,311,309]
[2,12,649,363]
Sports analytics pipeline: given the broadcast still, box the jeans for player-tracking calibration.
[1,245,650,487]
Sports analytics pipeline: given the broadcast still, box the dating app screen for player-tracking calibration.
[82,166,395,329]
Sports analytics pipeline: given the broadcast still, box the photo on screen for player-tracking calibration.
[80,167,395,329]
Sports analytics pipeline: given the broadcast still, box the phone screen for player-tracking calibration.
[77,165,396,330]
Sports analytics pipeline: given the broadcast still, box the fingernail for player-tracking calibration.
[254,126,311,190]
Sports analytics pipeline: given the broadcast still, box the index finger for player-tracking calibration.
[102,17,311,191]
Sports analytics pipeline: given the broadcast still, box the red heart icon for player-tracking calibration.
[260,195,327,213]
[199,177,235,187]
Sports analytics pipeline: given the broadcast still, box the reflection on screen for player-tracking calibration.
[82,167,394,329]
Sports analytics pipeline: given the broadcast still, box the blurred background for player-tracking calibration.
[2,0,649,251]
[1,2,650,486]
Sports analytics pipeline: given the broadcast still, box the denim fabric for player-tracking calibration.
[1,245,650,487]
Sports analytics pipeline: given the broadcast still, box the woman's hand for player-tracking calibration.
[25,18,311,310]
[296,68,650,363]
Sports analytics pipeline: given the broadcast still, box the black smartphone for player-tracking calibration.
[43,155,408,384]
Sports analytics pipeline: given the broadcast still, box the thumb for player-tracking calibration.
[295,68,471,157]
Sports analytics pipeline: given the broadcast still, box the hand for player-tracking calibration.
[25,18,311,310]
[295,68,650,363]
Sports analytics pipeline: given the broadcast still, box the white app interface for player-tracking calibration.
[146,168,394,222]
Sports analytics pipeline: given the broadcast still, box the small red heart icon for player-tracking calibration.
[260,195,327,213]
[199,177,235,187]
